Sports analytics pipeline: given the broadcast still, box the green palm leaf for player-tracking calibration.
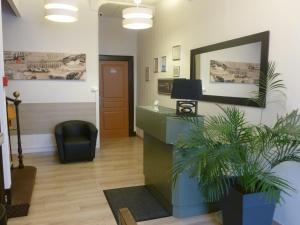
[173,106,300,203]
[250,61,286,107]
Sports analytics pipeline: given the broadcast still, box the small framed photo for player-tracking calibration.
[145,66,150,81]
[154,58,158,73]
[161,56,167,72]
[172,45,181,61]
[173,65,180,77]
[158,79,173,95]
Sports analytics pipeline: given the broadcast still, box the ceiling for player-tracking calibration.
[99,0,160,18]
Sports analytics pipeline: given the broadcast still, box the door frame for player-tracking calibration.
[99,55,136,137]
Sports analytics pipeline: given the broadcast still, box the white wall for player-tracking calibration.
[2,0,99,152]
[3,0,99,104]
[99,16,138,128]
[137,0,300,224]
[99,17,138,57]
[2,7,139,153]
[0,0,12,189]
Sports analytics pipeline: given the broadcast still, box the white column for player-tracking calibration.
[0,0,12,189]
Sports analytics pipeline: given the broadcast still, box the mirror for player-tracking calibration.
[191,31,269,107]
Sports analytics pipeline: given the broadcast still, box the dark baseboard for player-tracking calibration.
[4,189,11,204]
[129,131,136,137]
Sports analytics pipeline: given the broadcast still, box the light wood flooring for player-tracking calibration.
[8,137,220,225]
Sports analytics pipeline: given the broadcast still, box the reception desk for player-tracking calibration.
[136,106,216,218]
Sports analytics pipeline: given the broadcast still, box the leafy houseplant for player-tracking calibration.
[173,107,300,225]
[173,63,300,225]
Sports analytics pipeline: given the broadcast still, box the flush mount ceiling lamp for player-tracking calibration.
[122,0,153,30]
[123,7,153,19]
[44,0,79,23]
[123,18,153,30]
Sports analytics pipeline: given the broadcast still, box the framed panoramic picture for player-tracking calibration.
[154,58,158,73]
[173,65,180,77]
[172,45,181,61]
[4,51,86,80]
[161,56,167,72]
[210,60,260,84]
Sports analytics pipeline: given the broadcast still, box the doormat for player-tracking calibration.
[103,185,170,223]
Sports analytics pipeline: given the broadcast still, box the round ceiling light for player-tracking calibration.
[123,7,153,19]
[123,18,153,30]
[45,0,78,11]
[122,0,154,30]
[44,0,79,23]
[45,8,78,23]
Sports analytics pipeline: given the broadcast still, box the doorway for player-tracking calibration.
[99,55,135,138]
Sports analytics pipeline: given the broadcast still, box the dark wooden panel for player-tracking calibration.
[103,101,125,108]
[100,61,129,138]
[144,133,173,213]
[99,55,135,137]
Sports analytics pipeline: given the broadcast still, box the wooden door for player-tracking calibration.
[100,61,129,138]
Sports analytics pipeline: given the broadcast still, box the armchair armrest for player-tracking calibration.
[55,123,65,162]
[86,122,98,158]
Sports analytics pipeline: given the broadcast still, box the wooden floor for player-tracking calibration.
[8,137,220,225]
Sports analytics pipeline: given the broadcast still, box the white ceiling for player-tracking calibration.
[99,0,160,18]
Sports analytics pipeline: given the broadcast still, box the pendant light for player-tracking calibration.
[122,0,153,30]
[45,0,79,23]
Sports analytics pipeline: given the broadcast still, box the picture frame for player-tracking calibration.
[145,66,150,81]
[158,78,173,95]
[4,51,86,80]
[154,58,158,73]
[172,45,181,61]
[173,65,180,77]
[161,56,167,72]
[190,31,270,108]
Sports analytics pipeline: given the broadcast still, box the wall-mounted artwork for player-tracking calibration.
[210,60,260,84]
[172,45,181,61]
[173,66,180,77]
[4,51,86,80]
[145,66,150,81]
[161,56,167,72]
[158,78,173,95]
[154,58,158,73]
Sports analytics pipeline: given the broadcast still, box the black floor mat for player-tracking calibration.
[103,185,171,223]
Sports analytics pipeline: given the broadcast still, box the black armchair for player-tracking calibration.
[55,120,98,163]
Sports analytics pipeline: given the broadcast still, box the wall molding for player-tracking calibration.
[6,0,21,17]
[11,133,100,154]
[12,145,55,154]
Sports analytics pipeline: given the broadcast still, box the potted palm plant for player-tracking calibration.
[173,107,300,225]
[173,64,300,225]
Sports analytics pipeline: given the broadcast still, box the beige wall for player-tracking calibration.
[2,0,99,153]
[137,0,300,224]
[2,3,140,153]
